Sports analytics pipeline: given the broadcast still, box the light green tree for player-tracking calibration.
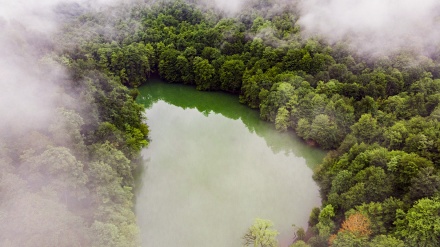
[243,218,279,247]
[316,204,335,237]
[309,114,338,149]
[275,107,290,131]
[350,114,380,144]
[395,197,440,247]
[369,235,405,247]
[289,240,310,247]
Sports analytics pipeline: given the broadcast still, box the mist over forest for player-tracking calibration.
[1,0,440,246]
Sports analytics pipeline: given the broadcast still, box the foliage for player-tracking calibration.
[290,240,311,247]
[243,218,279,247]
[316,204,335,237]
[395,197,440,247]
[338,213,372,237]
[328,213,371,246]
[368,235,405,247]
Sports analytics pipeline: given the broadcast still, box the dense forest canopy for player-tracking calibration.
[1,0,440,246]
[0,1,149,246]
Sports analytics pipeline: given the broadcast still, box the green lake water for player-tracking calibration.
[135,80,326,247]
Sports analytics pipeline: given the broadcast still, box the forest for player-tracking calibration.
[0,3,149,245]
[2,0,440,246]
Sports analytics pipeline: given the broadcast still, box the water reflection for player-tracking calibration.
[135,80,325,247]
[137,80,326,168]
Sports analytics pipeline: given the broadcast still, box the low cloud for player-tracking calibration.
[212,0,244,15]
[0,0,129,136]
[0,13,59,137]
[0,0,104,245]
[297,0,440,56]
[198,0,440,56]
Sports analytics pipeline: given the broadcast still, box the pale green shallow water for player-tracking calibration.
[135,80,326,247]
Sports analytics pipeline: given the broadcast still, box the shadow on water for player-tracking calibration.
[137,79,326,169]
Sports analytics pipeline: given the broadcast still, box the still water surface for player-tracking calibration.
[136,80,325,247]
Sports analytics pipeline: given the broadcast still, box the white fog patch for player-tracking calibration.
[0,0,120,244]
[0,0,59,32]
[0,0,130,136]
[0,19,59,136]
[298,0,440,56]
[212,0,243,15]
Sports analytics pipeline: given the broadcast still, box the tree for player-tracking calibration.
[339,213,372,237]
[354,166,393,202]
[355,96,378,118]
[283,48,306,71]
[299,52,313,73]
[121,42,155,87]
[290,240,310,247]
[408,167,440,202]
[158,47,181,83]
[330,170,354,194]
[220,59,245,93]
[369,235,405,247]
[350,114,380,144]
[243,218,279,247]
[91,220,137,247]
[328,63,351,83]
[309,114,338,149]
[330,213,371,247]
[430,105,440,120]
[383,122,408,150]
[0,192,88,247]
[49,108,87,159]
[296,118,311,140]
[340,183,367,211]
[330,231,368,247]
[176,54,193,84]
[308,207,321,227]
[240,69,267,108]
[275,107,290,131]
[331,98,355,138]
[387,151,433,191]
[124,124,149,155]
[201,46,221,61]
[193,56,216,90]
[355,197,404,235]
[90,141,133,186]
[316,204,335,237]
[23,146,89,201]
[395,198,440,247]
[294,227,306,242]
[260,82,295,122]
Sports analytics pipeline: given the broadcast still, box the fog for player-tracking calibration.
[212,0,440,56]
[0,0,121,137]
[0,0,105,245]
[212,0,243,14]
[298,0,440,56]
[0,9,57,136]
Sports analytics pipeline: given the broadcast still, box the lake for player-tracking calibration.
[135,80,325,247]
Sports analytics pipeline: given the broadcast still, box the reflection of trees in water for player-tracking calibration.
[133,154,149,198]
[137,80,326,168]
